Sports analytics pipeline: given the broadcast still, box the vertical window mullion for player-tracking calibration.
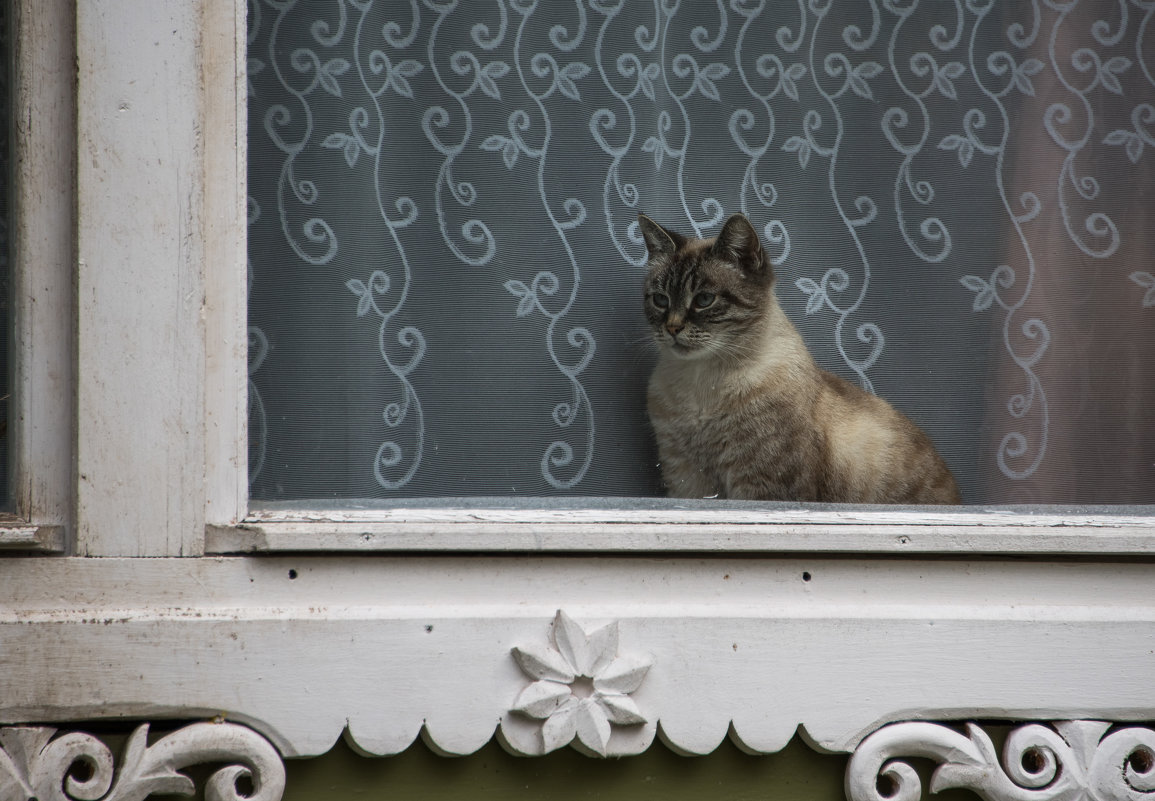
[203,0,250,530]
[9,0,75,551]
[74,0,207,557]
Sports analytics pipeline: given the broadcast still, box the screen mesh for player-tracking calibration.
[247,1,1155,504]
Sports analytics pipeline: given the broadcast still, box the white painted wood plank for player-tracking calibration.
[10,1,75,537]
[75,2,207,555]
[202,0,249,528]
[0,522,64,550]
[208,507,1155,554]
[241,507,1155,527]
[208,522,1155,554]
[2,557,1154,758]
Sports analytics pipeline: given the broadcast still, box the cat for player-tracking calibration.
[639,212,961,505]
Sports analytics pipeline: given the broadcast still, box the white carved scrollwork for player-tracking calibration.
[0,722,285,801]
[847,721,1155,801]
[510,610,652,757]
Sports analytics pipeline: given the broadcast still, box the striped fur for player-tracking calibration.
[639,213,960,505]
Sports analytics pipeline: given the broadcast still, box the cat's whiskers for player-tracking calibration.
[620,331,663,372]
[707,337,759,365]
[623,331,660,350]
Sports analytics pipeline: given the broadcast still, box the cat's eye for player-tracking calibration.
[692,292,716,309]
[651,292,670,309]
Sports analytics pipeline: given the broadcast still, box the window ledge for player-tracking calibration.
[209,503,1155,554]
[0,520,65,551]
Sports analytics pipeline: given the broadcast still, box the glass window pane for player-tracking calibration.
[246,2,1154,505]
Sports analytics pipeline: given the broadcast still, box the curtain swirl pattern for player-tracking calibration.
[247,0,1154,504]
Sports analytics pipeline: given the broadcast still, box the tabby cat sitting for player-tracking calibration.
[639,212,960,505]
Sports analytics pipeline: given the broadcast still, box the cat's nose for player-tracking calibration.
[665,320,684,336]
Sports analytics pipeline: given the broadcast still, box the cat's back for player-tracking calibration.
[816,370,960,505]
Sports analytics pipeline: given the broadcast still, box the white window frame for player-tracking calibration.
[1,0,73,552]
[3,0,1155,791]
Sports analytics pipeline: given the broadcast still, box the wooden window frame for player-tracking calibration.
[1,0,74,552]
[1,0,1154,783]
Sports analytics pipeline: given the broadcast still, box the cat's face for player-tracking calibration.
[639,214,774,361]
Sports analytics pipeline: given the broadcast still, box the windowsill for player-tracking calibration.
[206,499,1155,555]
[0,514,65,551]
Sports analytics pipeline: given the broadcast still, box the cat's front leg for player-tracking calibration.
[722,463,820,502]
[657,447,720,499]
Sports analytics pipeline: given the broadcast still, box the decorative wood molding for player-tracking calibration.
[510,610,652,756]
[846,721,1155,801]
[0,722,285,801]
[4,557,1155,759]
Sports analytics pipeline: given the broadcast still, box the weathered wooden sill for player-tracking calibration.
[208,502,1155,554]
[0,514,65,551]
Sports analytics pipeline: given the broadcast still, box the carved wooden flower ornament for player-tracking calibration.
[511,610,652,756]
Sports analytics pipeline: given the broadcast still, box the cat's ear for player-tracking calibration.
[714,214,770,278]
[637,215,683,258]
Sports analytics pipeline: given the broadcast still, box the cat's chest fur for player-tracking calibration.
[648,362,735,458]
[647,352,824,499]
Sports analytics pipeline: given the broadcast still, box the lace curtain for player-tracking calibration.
[247,0,1155,505]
